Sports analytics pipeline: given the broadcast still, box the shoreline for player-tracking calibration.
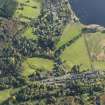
[65,0,79,22]
[67,0,105,31]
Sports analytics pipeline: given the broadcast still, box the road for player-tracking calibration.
[41,70,104,85]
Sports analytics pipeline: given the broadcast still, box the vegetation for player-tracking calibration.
[60,37,92,70]
[13,0,41,22]
[22,57,54,77]
[0,88,19,104]
[84,31,105,70]
[23,27,37,40]
[57,22,82,48]
[0,0,17,18]
[0,0,105,105]
[0,89,12,103]
[85,32,105,59]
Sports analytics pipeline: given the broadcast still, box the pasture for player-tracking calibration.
[60,36,92,71]
[85,32,105,61]
[57,22,82,48]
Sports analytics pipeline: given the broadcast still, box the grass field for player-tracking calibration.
[22,57,54,77]
[60,36,92,71]
[57,23,82,48]
[84,31,105,70]
[57,22,105,71]
[13,0,41,22]
[85,32,105,57]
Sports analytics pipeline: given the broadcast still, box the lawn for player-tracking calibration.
[22,57,54,77]
[13,0,41,22]
[60,36,92,71]
[57,22,82,48]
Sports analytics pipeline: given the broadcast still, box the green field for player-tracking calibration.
[60,36,92,71]
[59,25,105,71]
[22,57,54,77]
[85,32,105,60]
[84,31,105,70]
[57,22,91,71]
[57,23,82,48]
[14,0,42,39]
[13,0,41,22]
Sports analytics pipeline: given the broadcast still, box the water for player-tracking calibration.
[69,0,105,27]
